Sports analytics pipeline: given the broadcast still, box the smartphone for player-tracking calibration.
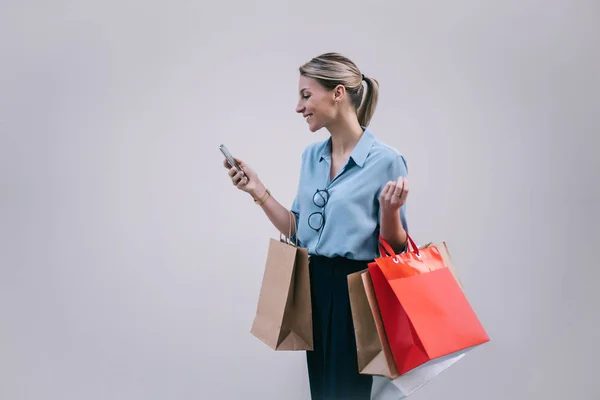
[219,144,244,173]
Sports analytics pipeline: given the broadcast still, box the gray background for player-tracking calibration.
[1,0,598,399]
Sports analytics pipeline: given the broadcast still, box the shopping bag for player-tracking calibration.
[347,269,397,378]
[250,213,313,351]
[368,234,490,375]
[370,351,466,399]
[349,242,470,399]
[348,242,464,379]
[371,242,470,399]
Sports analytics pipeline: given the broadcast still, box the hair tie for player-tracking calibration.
[361,74,365,81]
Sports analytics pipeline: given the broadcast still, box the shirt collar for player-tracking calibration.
[319,128,375,168]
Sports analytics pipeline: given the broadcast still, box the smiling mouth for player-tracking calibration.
[305,114,313,122]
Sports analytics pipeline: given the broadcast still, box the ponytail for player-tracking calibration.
[357,75,379,127]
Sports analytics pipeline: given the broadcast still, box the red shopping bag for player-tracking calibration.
[368,234,490,375]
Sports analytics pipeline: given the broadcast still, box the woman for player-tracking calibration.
[223,52,410,399]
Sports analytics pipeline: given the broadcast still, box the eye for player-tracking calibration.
[302,95,310,100]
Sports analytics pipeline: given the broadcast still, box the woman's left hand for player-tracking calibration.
[379,176,409,214]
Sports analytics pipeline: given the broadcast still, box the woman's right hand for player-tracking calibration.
[222,157,265,199]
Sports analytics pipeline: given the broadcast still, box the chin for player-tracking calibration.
[307,121,322,133]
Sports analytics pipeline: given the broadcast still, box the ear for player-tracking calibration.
[332,84,346,103]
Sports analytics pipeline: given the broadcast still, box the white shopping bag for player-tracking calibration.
[370,351,466,399]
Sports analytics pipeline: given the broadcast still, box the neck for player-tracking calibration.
[327,112,364,157]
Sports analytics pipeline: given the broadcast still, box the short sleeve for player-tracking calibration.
[379,154,409,233]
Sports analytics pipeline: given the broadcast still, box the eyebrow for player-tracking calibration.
[300,88,309,94]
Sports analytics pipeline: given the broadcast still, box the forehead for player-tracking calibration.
[298,75,324,93]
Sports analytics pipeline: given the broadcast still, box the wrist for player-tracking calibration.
[251,182,267,201]
[379,208,405,241]
[380,206,401,223]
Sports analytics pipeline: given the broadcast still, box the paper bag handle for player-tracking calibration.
[378,233,419,259]
[280,211,298,247]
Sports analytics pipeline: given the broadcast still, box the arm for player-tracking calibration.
[379,199,408,253]
[251,183,296,238]
[224,157,296,238]
[378,155,410,253]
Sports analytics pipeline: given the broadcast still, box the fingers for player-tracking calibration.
[236,175,249,189]
[381,177,409,207]
[392,177,404,197]
[231,170,246,186]
[396,175,404,188]
[401,177,409,203]
[380,181,393,201]
[392,177,409,205]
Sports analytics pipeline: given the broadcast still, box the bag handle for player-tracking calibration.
[280,211,298,247]
[378,233,419,258]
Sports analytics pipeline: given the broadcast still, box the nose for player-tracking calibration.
[295,102,304,114]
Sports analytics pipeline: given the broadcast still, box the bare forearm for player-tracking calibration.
[379,209,408,253]
[251,182,295,237]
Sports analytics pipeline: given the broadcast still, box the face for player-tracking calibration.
[295,75,340,132]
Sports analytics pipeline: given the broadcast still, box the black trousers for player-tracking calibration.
[306,255,373,400]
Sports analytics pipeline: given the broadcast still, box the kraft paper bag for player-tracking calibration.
[421,241,463,288]
[348,269,398,379]
[250,233,312,351]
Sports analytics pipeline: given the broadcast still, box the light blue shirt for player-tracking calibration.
[290,128,408,261]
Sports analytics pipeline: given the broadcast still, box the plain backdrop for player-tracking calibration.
[1,0,599,399]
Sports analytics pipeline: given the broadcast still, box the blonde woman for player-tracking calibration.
[223,53,409,399]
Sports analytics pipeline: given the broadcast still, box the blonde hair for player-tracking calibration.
[299,52,379,127]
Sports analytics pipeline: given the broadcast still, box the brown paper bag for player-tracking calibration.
[348,269,399,378]
[347,242,461,377]
[250,234,312,351]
